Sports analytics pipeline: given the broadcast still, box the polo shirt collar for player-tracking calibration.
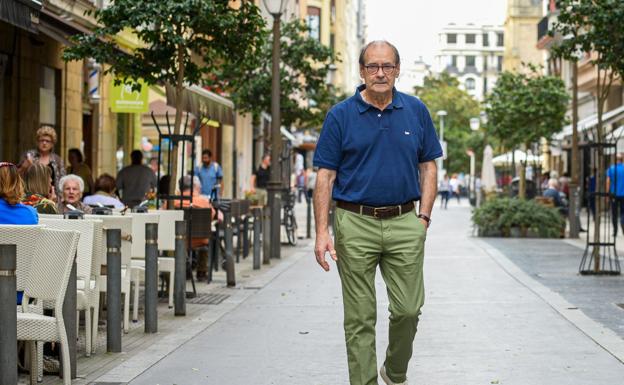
[355,84,404,113]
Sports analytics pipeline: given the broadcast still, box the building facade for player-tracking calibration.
[395,57,430,94]
[434,23,505,101]
[503,0,544,72]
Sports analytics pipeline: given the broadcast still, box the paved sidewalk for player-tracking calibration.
[130,199,624,385]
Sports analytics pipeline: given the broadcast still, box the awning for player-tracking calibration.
[165,84,234,126]
[492,150,542,167]
[0,0,41,33]
[553,104,624,140]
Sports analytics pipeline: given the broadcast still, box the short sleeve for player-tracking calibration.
[313,112,342,170]
[216,164,223,178]
[418,104,443,163]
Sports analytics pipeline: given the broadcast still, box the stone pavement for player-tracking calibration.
[128,199,624,385]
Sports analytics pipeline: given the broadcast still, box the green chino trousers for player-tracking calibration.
[334,207,426,385]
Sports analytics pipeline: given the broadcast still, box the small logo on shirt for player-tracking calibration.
[404,131,410,135]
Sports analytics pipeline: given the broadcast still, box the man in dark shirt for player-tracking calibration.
[250,154,271,206]
[116,150,156,208]
[313,41,441,385]
[543,178,568,215]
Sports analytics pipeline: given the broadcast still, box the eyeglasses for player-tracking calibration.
[0,162,16,168]
[363,64,397,75]
[38,139,53,144]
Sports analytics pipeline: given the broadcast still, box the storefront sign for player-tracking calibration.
[110,79,148,113]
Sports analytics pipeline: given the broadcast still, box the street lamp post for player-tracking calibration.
[264,0,287,260]
[436,110,447,181]
[469,117,480,205]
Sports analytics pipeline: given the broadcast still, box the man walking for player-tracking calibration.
[195,149,223,200]
[313,41,441,385]
[607,153,624,236]
[116,150,157,208]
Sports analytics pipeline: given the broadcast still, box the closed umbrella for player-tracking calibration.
[481,145,497,193]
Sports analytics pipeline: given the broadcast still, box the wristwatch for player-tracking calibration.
[417,213,431,225]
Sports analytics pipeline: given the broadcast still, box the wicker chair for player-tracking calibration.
[0,225,45,381]
[17,228,80,385]
[39,217,103,357]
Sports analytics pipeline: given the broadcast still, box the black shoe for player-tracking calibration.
[579,228,587,232]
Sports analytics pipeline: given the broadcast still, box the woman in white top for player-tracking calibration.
[83,173,125,209]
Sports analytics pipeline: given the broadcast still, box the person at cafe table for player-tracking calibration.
[57,174,92,214]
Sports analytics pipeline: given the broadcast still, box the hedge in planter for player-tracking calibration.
[472,197,565,238]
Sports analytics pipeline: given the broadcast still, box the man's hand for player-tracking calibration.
[418,217,429,229]
[315,231,337,271]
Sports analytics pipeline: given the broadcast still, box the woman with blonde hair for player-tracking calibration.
[18,125,65,194]
[21,163,59,214]
[0,162,38,224]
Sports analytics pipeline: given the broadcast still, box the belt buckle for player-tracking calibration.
[373,206,388,219]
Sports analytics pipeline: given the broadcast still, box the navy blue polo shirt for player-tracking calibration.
[313,85,442,206]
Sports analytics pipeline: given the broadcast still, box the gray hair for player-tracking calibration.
[358,40,401,66]
[548,178,559,189]
[59,174,85,193]
[179,175,201,191]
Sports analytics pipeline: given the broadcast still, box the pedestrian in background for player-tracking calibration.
[250,153,271,206]
[195,149,223,200]
[18,125,65,195]
[67,148,94,197]
[449,173,460,203]
[116,150,156,208]
[607,153,624,236]
[306,167,317,202]
[439,173,451,209]
[313,40,441,385]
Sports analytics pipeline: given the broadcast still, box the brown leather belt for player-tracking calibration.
[336,200,415,219]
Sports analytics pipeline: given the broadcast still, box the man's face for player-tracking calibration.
[202,154,211,165]
[359,44,400,95]
[263,155,271,166]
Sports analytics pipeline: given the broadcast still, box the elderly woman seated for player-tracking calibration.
[0,162,38,224]
[83,173,125,209]
[57,174,92,214]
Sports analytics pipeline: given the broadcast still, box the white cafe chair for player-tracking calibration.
[17,228,80,385]
[39,217,103,357]
[153,209,184,308]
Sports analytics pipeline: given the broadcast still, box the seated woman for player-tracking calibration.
[21,163,59,214]
[83,173,125,209]
[0,162,38,224]
[57,174,92,214]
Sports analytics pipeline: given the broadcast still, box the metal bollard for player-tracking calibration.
[106,229,122,353]
[224,211,236,287]
[306,194,312,239]
[0,245,17,385]
[262,206,270,265]
[235,214,241,263]
[174,221,186,316]
[243,215,250,259]
[144,223,159,333]
[253,208,261,270]
[61,252,77,379]
[271,195,282,259]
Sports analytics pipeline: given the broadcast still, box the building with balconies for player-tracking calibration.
[433,23,505,101]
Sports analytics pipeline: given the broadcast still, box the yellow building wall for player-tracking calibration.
[503,0,543,72]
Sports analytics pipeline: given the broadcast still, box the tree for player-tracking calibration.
[62,0,266,196]
[551,0,624,271]
[485,67,569,199]
[219,19,338,131]
[414,73,482,174]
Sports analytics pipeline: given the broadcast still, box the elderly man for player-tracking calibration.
[313,41,442,385]
[543,178,568,216]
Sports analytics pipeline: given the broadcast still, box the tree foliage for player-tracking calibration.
[485,67,568,198]
[485,68,568,149]
[219,19,338,129]
[62,0,266,195]
[62,0,266,93]
[413,73,482,173]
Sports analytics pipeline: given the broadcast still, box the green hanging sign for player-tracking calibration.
[110,79,149,113]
